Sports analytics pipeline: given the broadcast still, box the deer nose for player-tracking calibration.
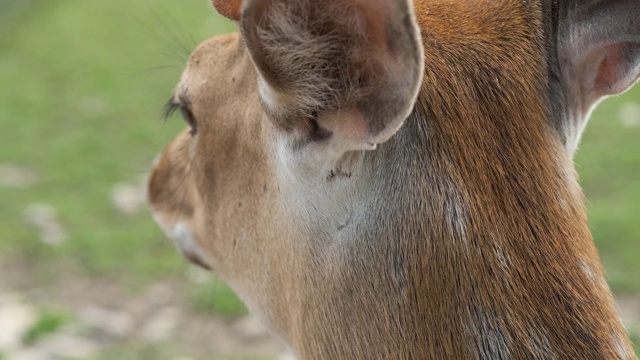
[165,221,212,271]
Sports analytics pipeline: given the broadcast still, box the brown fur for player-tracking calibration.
[148,0,637,358]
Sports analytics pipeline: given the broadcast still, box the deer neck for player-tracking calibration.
[280,2,633,358]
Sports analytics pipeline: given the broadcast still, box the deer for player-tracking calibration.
[147,0,640,358]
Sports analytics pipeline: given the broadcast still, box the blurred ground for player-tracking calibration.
[0,0,638,358]
[0,260,287,360]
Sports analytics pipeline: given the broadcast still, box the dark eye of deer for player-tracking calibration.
[179,105,197,136]
[164,97,197,136]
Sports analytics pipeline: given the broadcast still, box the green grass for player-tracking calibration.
[0,0,234,283]
[23,309,70,345]
[576,87,640,293]
[189,277,248,317]
[0,0,638,357]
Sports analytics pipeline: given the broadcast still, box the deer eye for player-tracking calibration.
[179,105,197,136]
[164,96,198,136]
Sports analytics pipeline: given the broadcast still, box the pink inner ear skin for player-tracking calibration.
[321,108,376,151]
[594,43,640,98]
[594,52,618,94]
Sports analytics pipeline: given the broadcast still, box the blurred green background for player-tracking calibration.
[0,0,638,359]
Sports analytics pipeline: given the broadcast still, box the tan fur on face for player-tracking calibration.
[148,0,637,358]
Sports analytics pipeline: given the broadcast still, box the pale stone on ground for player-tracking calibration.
[23,203,68,245]
[145,283,175,308]
[79,306,135,338]
[110,181,147,215]
[7,348,49,360]
[0,295,38,352]
[35,333,99,359]
[0,164,37,188]
[232,315,271,340]
[141,306,181,342]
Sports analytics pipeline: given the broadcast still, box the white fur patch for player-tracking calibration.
[580,260,597,283]
[579,259,609,291]
[170,222,203,258]
[527,328,554,358]
[444,185,468,245]
[257,77,281,115]
[493,243,512,271]
[613,333,634,360]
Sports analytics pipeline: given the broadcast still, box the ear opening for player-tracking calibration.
[212,0,241,21]
[240,0,424,153]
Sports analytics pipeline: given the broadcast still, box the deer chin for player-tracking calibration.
[152,213,212,271]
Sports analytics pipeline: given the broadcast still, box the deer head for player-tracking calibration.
[148,0,640,358]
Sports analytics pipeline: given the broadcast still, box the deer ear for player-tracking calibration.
[212,0,241,21]
[240,0,424,152]
[560,1,640,115]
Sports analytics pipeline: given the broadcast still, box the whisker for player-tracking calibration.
[127,65,181,80]
[133,21,189,63]
[146,1,195,57]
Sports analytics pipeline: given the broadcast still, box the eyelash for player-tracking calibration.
[164,98,197,136]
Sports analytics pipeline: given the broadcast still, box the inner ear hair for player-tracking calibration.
[241,0,424,152]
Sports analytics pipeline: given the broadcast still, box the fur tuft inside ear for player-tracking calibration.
[241,0,424,153]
